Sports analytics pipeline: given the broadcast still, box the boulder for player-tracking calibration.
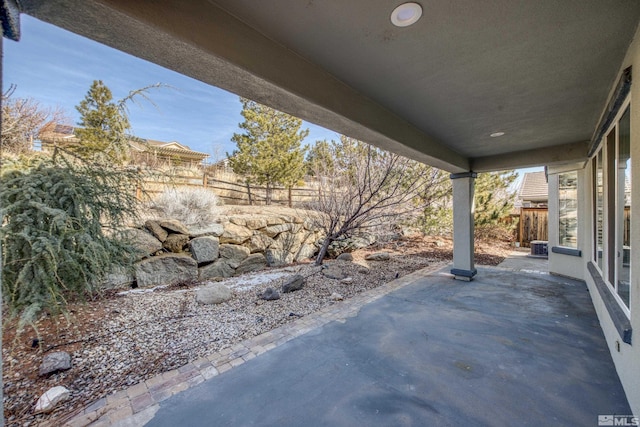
[196,283,232,304]
[245,217,268,230]
[219,244,250,268]
[328,234,376,257]
[248,233,275,253]
[189,236,220,264]
[122,228,163,258]
[145,220,168,242]
[159,219,190,235]
[265,248,294,267]
[34,386,71,414]
[188,223,224,238]
[295,244,317,262]
[220,222,253,244]
[199,259,235,280]
[336,253,354,261]
[163,233,190,253]
[100,266,134,290]
[322,265,346,280]
[135,254,198,287]
[266,216,286,226]
[282,274,305,293]
[260,287,280,301]
[39,351,71,376]
[365,252,391,261]
[229,217,247,227]
[235,253,267,276]
[264,223,291,238]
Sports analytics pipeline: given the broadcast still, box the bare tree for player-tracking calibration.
[1,85,67,156]
[307,136,450,265]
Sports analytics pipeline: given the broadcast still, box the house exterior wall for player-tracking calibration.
[548,22,640,414]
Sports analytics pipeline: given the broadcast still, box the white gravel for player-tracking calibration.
[3,256,433,427]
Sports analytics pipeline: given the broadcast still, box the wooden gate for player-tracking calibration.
[519,207,548,247]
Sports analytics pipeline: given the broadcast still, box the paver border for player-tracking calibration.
[58,262,447,426]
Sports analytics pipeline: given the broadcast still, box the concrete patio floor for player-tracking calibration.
[140,264,630,426]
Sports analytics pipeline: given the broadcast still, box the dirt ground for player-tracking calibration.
[2,235,512,426]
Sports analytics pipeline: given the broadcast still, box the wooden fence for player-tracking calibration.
[519,207,548,247]
[137,171,322,207]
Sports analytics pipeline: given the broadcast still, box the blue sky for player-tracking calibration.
[3,15,340,161]
[4,15,540,187]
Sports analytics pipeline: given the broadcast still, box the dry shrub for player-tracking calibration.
[147,187,221,226]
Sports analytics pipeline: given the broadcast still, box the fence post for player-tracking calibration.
[288,187,293,208]
[203,173,208,188]
[246,182,253,205]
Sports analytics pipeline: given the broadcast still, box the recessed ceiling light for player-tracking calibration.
[391,3,423,27]
[490,132,505,138]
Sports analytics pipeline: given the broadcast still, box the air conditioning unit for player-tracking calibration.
[530,240,548,257]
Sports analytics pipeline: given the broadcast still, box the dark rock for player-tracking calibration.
[322,265,346,280]
[189,236,220,264]
[260,287,280,301]
[282,274,305,293]
[135,254,198,287]
[39,351,71,376]
[145,220,168,242]
[163,233,190,253]
[219,244,250,268]
[336,253,354,261]
[199,259,235,280]
[235,253,268,275]
[121,228,163,258]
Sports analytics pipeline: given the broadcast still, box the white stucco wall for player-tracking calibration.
[578,21,640,415]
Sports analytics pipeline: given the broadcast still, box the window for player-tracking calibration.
[616,107,631,307]
[592,104,631,310]
[558,171,578,247]
[594,151,604,271]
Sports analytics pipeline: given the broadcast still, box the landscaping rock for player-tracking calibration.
[220,222,253,244]
[330,292,344,301]
[122,228,163,258]
[145,220,168,242]
[336,253,354,261]
[100,266,134,290]
[34,386,70,414]
[365,252,391,261]
[282,274,305,293]
[39,352,71,376]
[135,254,198,287]
[188,223,224,238]
[265,248,294,267]
[295,244,317,262]
[199,259,235,279]
[159,219,190,235]
[264,223,291,238]
[163,233,190,253]
[235,253,267,275]
[322,265,346,280]
[196,283,232,305]
[219,244,250,268]
[248,233,275,253]
[260,287,280,301]
[340,277,354,284]
[245,218,268,230]
[189,236,220,264]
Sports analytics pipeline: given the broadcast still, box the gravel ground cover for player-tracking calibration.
[2,236,511,426]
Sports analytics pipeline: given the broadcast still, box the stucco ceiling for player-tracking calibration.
[18,0,640,172]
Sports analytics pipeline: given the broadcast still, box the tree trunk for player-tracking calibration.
[315,237,332,266]
[266,182,272,205]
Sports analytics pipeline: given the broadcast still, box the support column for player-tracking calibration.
[450,172,477,281]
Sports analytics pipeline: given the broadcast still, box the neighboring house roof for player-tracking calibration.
[519,171,548,203]
[39,126,209,161]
